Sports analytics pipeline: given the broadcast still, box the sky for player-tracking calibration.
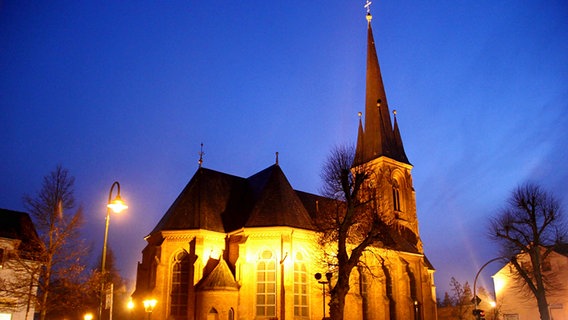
[1,0,567,298]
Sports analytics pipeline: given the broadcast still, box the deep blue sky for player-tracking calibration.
[1,1,567,297]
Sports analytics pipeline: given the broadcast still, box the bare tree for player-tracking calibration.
[438,278,497,320]
[23,165,90,320]
[316,145,396,320]
[448,277,473,320]
[488,183,567,320]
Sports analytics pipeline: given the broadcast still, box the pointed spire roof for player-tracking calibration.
[392,110,409,164]
[354,12,410,166]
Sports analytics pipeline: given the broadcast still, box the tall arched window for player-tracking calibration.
[382,265,396,320]
[228,308,234,320]
[359,268,369,320]
[406,264,421,320]
[171,251,190,319]
[150,259,158,288]
[294,252,309,317]
[256,250,276,318]
[392,180,401,212]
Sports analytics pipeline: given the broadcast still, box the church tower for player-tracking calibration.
[132,5,437,320]
[354,10,422,252]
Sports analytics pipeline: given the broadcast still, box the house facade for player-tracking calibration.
[132,10,437,320]
[0,209,41,320]
[493,245,568,320]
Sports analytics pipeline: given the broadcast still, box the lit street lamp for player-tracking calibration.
[126,299,134,320]
[314,272,332,320]
[99,181,128,320]
[473,256,506,320]
[143,299,157,320]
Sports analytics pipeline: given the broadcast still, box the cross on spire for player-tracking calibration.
[198,143,205,167]
[364,0,372,14]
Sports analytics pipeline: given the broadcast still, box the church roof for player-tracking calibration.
[151,168,248,234]
[245,165,314,229]
[354,13,410,166]
[150,164,314,235]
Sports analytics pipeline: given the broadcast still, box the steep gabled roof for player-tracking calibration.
[245,165,315,230]
[196,257,239,291]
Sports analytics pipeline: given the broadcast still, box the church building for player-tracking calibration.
[133,8,437,320]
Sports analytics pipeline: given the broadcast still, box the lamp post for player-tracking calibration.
[143,299,157,320]
[473,257,506,319]
[314,272,332,320]
[99,181,128,320]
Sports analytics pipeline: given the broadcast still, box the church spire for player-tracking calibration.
[354,5,410,166]
[393,110,409,164]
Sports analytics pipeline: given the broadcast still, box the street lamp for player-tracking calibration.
[99,181,128,320]
[473,257,506,319]
[126,299,134,320]
[143,299,157,320]
[314,272,332,320]
[84,313,94,320]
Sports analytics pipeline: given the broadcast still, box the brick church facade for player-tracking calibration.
[133,9,437,320]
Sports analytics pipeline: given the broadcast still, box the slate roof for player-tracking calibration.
[245,165,314,229]
[150,168,248,234]
[150,164,314,235]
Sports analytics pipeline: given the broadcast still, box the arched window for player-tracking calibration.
[256,250,276,317]
[150,258,158,288]
[359,268,369,320]
[392,180,401,212]
[171,251,190,319]
[406,264,421,320]
[294,252,309,317]
[382,265,396,320]
[228,308,234,320]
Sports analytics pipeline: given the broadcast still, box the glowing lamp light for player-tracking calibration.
[107,195,128,213]
[143,299,157,313]
[489,301,496,308]
[84,313,93,320]
[127,299,134,310]
[100,181,128,319]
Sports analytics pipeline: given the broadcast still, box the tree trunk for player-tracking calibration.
[329,277,349,320]
[535,289,550,320]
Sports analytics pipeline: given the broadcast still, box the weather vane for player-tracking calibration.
[364,0,372,14]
